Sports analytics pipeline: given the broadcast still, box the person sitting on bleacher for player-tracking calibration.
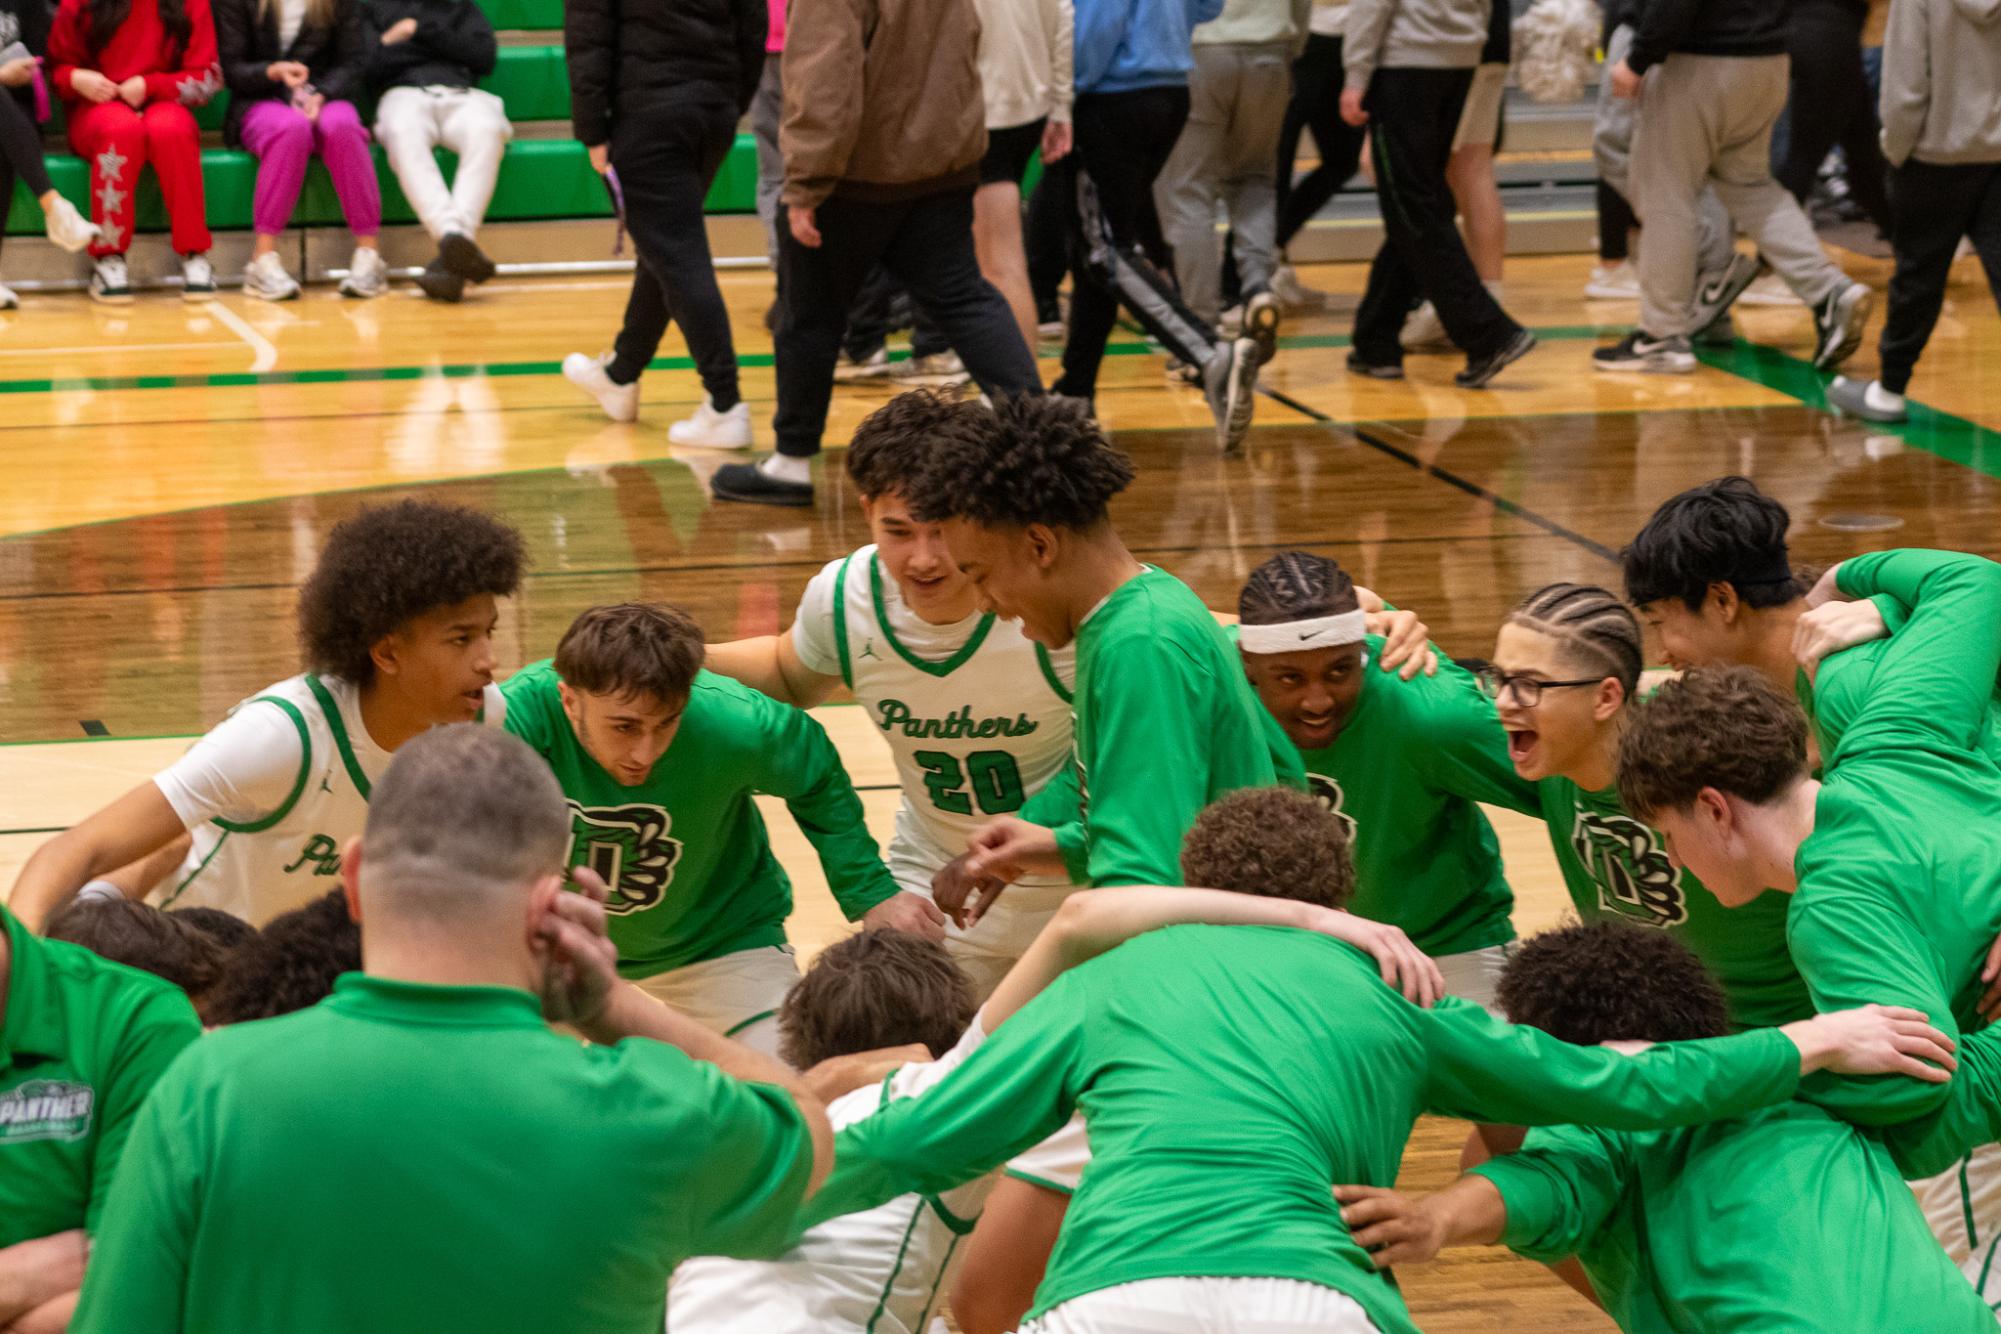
[47,0,223,303]
[217,0,386,301]
[362,0,507,302]
[1,0,101,309]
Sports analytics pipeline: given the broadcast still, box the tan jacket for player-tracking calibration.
[780,0,987,209]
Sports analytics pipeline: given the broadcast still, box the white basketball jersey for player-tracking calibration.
[155,674,504,924]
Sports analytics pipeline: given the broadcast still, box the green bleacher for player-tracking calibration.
[3,1,761,236]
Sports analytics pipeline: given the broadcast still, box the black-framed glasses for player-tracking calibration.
[1476,668,1603,708]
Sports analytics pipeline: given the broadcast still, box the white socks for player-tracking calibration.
[759,454,811,484]
[1864,381,1907,413]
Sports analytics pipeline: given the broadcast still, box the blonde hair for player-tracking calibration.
[257,0,339,36]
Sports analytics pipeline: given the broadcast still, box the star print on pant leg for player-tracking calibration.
[96,146,128,183]
[97,220,124,250]
[96,182,126,215]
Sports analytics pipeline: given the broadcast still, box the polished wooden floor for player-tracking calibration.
[4,246,2000,1331]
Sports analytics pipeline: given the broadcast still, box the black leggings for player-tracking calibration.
[1275,32,1365,251]
[1777,0,1890,233]
[1,90,54,258]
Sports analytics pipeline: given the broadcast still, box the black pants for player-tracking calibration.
[1025,168,1069,311]
[1879,159,2001,394]
[1777,0,1890,233]
[1352,66,1521,365]
[607,101,742,408]
[1,90,54,262]
[1057,85,1215,399]
[1275,32,1366,250]
[774,184,1040,458]
[1597,179,1637,262]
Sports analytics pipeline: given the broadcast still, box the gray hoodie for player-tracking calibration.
[1880,0,2001,167]
[1344,0,1489,91]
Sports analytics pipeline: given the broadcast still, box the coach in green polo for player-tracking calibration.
[72,724,833,1334]
[1,902,200,1331]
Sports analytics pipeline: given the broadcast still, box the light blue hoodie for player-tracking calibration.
[1073,0,1225,94]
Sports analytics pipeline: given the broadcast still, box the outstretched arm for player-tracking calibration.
[705,633,843,709]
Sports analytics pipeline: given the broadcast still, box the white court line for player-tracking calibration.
[206,300,279,373]
[0,341,236,359]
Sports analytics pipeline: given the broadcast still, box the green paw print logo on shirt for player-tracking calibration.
[564,803,685,916]
[1570,808,1687,927]
[0,1080,95,1145]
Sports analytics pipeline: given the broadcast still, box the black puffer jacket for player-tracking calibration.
[214,0,371,144]
[1628,0,1790,73]
[1,0,52,112]
[564,0,766,147]
[361,0,495,92]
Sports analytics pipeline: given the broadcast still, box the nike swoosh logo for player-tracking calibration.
[1299,630,1316,641]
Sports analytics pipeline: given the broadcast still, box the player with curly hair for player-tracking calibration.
[9,499,525,928]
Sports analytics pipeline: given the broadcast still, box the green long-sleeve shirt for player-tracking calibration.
[1018,569,1306,886]
[1473,1106,1996,1332]
[503,663,899,976]
[803,924,1801,1333]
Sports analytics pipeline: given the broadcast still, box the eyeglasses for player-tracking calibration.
[1475,668,1604,708]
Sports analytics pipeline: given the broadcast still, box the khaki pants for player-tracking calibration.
[635,945,799,1057]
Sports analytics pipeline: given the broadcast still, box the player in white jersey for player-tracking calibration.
[9,502,524,929]
[666,883,1441,1334]
[708,392,1080,997]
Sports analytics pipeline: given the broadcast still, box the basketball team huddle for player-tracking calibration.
[7,390,2001,1334]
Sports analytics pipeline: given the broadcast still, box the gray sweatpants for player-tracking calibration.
[1595,25,1735,283]
[1154,41,1292,325]
[750,54,784,265]
[1630,51,1845,337]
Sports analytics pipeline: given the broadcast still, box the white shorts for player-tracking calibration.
[1913,1142,2001,1303]
[634,945,799,1057]
[891,841,1077,1001]
[1007,1113,1089,1195]
[1019,1276,1381,1333]
[1436,942,1513,1016]
[1452,63,1508,152]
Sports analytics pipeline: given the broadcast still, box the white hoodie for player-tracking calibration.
[1880,0,2001,167]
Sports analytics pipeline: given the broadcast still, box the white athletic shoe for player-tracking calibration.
[89,254,133,305]
[181,252,217,301]
[561,351,640,423]
[1400,301,1450,351]
[668,396,755,449]
[242,251,301,302]
[0,281,16,310]
[893,352,971,387]
[338,246,388,299]
[834,348,893,381]
[1738,271,1804,307]
[1584,261,1640,300]
[1269,263,1330,312]
[42,195,99,253]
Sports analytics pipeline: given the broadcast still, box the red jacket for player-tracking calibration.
[48,0,222,107]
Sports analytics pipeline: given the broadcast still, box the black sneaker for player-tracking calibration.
[1201,337,1260,453]
[1688,253,1761,338]
[1455,328,1538,388]
[1345,351,1404,380]
[1812,282,1874,370]
[415,257,466,303]
[1242,291,1281,367]
[1592,330,1696,374]
[712,460,814,507]
[439,232,497,285]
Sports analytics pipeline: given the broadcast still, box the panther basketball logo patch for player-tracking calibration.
[1570,807,1687,927]
[0,1080,95,1145]
[565,802,684,916]
[1306,774,1360,841]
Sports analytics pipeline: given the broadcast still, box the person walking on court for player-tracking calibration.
[1341,0,1537,387]
[1775,0,1891,237]
[1593,0,1874,374]
[1269,0,1364,310]
[560,0,765,447]
[216,0,386,300]
[362,0,509,301]
[709,0,1042,507]
[1828,0,2001,424]
[46,0,222,303]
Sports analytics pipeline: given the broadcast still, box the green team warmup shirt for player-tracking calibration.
[503,662,899,977]
[1018,568,1306,886]
[803,924,1802,1333]
[1286,638,1535,957]
[0,905,198,1247]
[1472,1104,1997,1332]
[71,974,812,1334]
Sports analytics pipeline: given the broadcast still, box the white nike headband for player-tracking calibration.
[1238,610,1369,654]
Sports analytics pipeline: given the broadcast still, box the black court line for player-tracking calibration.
[80,720,109,736]
[1259,385,1620,564]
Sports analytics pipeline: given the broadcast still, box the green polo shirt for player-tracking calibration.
[0,904,200,1246]
[72,973,813,1334]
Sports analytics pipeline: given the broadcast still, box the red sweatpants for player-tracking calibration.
[67,99,211,257]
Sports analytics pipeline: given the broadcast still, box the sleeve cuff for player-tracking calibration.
[1467,1159,1568,1261]
[1056,823,1090,885]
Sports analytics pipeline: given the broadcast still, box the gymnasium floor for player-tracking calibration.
[4,246,2000,1329]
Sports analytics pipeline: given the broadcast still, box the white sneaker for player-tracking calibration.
[1269,263,1330,312]
[1738,272,1804,307]
[42,196,99,253]
[0,282,16,310]
[242,251,300,302]
[894,352,970,387]
[181,252,216,301]
[338,247,388,299]
[89,254,133,305]
[1400,301,1450,350]
[668,396,754,449]
[1584,261,1640,300]
[561,351,640,423]
[834,348,893,381]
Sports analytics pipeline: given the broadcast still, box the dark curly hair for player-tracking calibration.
[1498,920,1731,1044]
[846,390,973,500]
[46,897,232,1001]
[204,890,362,1024]
[298,501,525,685]
[903,394,1135,530]
[87,0,193,58]
[1239,551,1358,624]
[1622,476,1803,611]
[1179,786,1355,910]
[167,906,261,953]
[778,928,977,1071]
[1616,666,1809,819]
[555,603,704,705]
